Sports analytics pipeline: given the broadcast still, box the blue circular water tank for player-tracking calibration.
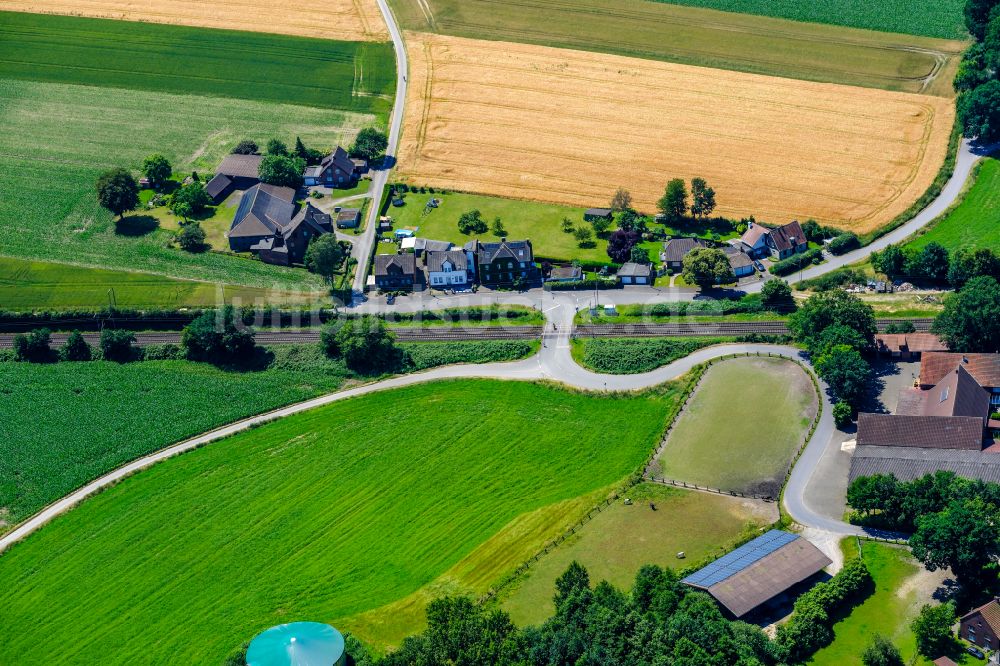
[246,622,346,666]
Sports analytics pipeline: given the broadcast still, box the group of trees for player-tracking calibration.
[955,0,1000,142]
[681,247,735,289]
[657,177,717,222]
[788,290,877,419]
[12,328,136,363]
[870,242,1000,288]
[180,307,256,363]
[848,470,1000,591]
[350,127,389,162]
[932,275,1000,352]
[320,315,401,374]
[458,209,489,235]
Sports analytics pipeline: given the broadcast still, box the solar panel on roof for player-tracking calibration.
[681,530,797,588]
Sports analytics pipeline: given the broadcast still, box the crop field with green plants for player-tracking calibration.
[906,156,1000,253]
[388,0,964,94]
[401,340,536,369]
[0,12,395,112]
[649,0,966,40]
[385,190,597,263]
[656,356,817,496]
[0,257,323,311]
[572,337,732,374]
[0,79,376,288]
[0,379,679,664]
[501,484,773,626]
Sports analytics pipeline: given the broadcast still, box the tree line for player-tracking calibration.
[955,0,1000,142]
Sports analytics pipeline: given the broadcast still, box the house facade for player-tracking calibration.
[961,599,1000,652]
[475,239,537,287]
[303,147,364,188]
[426,250,470,288]
[738,220,808,260]
[374,253,417,291]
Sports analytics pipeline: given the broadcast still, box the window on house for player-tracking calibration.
[940,387,950,403]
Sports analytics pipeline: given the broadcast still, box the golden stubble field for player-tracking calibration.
[397,33,955,233]
[3,0,388,41]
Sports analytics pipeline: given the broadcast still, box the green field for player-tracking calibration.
[906,157,1000,253]
[0,256,325,311]
[386,190,599,263]
[572,337,733,374]
[0,380,679,663]
[656,356,817,496]
[651,0,966,40]
[0,12,394,113]
[388,0,964,95]
[809,540,946,666]
[0,78,378,288]
[500,483,771,625]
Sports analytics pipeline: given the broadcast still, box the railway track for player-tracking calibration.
[0,319,932,348]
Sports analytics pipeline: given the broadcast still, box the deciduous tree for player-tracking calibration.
[60,330,92,362]
[305,234,346,280]
[682,248,734,290]
[350,127,388,161]
[181,306,255,362]
[814,344,871,408]
[932,276,1000,352]
[99,329,136,363]
[911,602,957,658]
[959,79,1000,142]
[458,209,488,235]
[690,177,716,219]
[141,154,172,190]
[910,498,1000,589]
[177,222,206,252]
[861,634,904,666]
[13,329,52,363]
[322,315,401,374]
[606,229,640,263]
[266,138,288,156]
[258,155,305,189]
[96,168,139,220]
[657,178,688,222]
[231,139,258,155]
[610,187,632,212]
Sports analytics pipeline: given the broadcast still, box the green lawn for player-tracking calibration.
[906,157,1000,253]
[0,78,378,288]
[656,356,817,496]
[386,190,599,263]
[500,483,770,626]
[0,11,394,113]
[0,256,324,311]
[388,0,963,95]
[0,379,679,663]
[808,540,948,666]
[649,0,966,40]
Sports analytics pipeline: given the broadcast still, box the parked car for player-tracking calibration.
[753,261,765,272]
[967,646,985,659]
[386,294,396,305]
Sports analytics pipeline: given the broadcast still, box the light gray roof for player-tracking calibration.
[617,262,652,277]
[662,237,706,262]
[850,445,1000,484]
[413,238,453,253]
[217,154,263,179]
[229,184,296,238]
[426,250,468,272]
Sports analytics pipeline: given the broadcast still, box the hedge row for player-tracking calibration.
[769,248,823,277]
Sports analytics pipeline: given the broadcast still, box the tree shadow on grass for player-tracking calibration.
[115,215,159,237]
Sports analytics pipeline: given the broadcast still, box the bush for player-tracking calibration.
[579,337,726,374]
[59,331,92,362]
[827,233,861,255]
[141,343,184,361]
[547,278,620,291]
[177,222,207,252]
[770,248,823,276]
[181,307,256,363]
[401,341,534,370]
[833,400,853,427]
[321,315,401,374]
[231,140,258,155]
[13,328,52,362]
[100,329,136,362]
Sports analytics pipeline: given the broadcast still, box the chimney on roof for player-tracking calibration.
[501,237,507,243]
[963,356,969,364]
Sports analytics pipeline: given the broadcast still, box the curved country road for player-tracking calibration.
[0,297,863,555]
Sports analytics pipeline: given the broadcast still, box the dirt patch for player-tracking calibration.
[397,32,955,233]
[6,0,388,41]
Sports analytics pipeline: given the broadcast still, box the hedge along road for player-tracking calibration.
[0,295,870,557]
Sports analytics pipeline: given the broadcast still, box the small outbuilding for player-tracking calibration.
[681,530,831,618]
[246,622,346,666]
[616,262,652,285]
[584,208,614,222]
[336,208,361,229]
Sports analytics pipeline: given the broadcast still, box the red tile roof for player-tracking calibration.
[921,353,1000,388]
[856,413,986,450]
[876,333,947,355]
[770,220,807,252]
[962,598,1000,636]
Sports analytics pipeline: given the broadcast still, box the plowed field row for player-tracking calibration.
[397,33,954,233]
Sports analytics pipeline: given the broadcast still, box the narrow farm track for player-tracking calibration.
[0,297,873,556]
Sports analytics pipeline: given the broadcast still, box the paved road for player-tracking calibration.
[351,0,408,295]
[0,296,873,554]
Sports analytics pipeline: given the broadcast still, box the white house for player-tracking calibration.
[426,250,470,288]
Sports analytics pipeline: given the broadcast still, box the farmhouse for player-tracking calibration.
[738,220,808,260]
[226,184,333,266]
[206,154,264,203]
[374,253,418,291]
[426,250,470,288]
[473,238,538,288]
[961,598,1000,652]
[616,262,652,285]
[662,237,706,271]
[681,530,831,619]
[875,333,947,360]
[850,355,1000,484]
[303,147,366,188]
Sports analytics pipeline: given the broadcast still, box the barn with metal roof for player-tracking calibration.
[681,530,831,618]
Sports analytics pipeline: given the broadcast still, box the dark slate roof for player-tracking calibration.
[304,146,355,178]
[229,184,296,238]
[585,208,613,217]
[925,365,991,419]
[856,413,986,450]
[850,445,1000,484]
[724,246,754,270]
[413,238,453,253]
[682,530,831,618]
[770,220,806,252]
[287,203,332,237]
[617,262,652,278]
[374,253,416,277]
[216,154,263,179]
[662,237,706,262]
[921,353,1000,389]
[205,173,232,199]
[962,599,1000,636]
[478,239,533,264]
[426,249,468,272]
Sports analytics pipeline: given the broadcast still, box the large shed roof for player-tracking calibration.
[682,530,831,618]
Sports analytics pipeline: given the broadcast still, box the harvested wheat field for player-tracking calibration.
[3,0,388,41]
[398,33,955,233]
